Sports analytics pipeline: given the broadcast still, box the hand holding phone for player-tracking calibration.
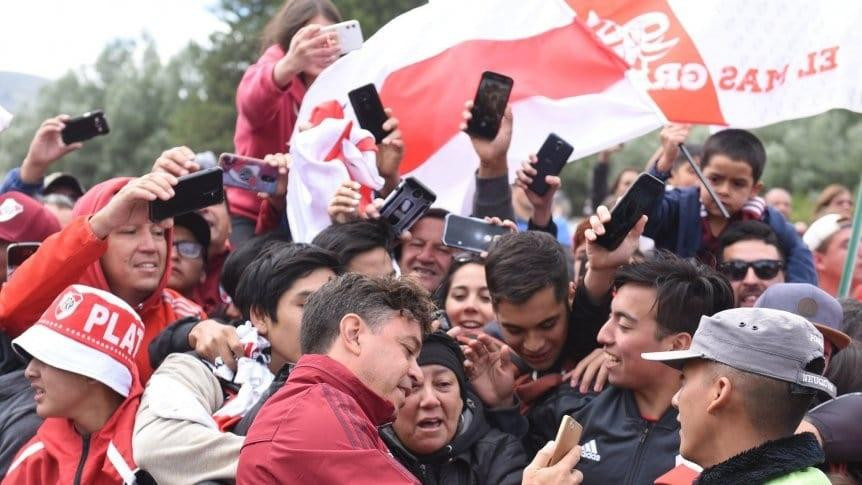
[593,173,664,251]
[464,71,514,141]
[549,415,583,466]
[61,110,110,144]
[149,167,225,221]
[442,214,510,253]
[527,134,573,197]
[321,20,364,56]
[379,177,436,240]
[349,84,392,143]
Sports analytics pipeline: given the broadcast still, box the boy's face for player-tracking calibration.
[700,155,763,218]
[25,358,92,419]
[496,286,569,371]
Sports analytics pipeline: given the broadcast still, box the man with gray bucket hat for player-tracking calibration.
[643,307,834,484]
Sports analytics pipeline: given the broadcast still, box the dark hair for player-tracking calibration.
[701,129,767,182]
[433,252,485,307]
[717,220,785,261]
[312,220,393,269]
[485,231,568,306]
[234,243,341,322]
[221,233,291,302]
[614,252,735,338]
[839,298,862,342]
[673,143,703,170]
[261,0,341,54]
[300,274,437,354]
[709,361,817,436]
[611,168,640,195]
[825,342,862,396]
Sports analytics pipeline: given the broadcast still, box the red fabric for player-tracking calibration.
[237,354,418,485]
[0,178,204,384]
[653,464,700,485]
[232,44,307,221]
[0,192,60,243]
[193,242,231,315]
[515,360,575,414]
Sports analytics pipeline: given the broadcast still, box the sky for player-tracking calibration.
[1,0,228,79]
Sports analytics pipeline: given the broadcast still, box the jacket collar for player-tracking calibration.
[696,432,824,485]
[293,354,396,425]
[620,387,680,430]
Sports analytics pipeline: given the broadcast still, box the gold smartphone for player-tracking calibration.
[549,415,583,466]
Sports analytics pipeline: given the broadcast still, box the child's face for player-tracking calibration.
[699,155,763,217]
[24,358,90,419]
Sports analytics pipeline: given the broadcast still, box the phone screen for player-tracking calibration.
[442,214,509,253]
[594,173,664,251]
[220,153,280,194]
[6,243,40,279]
[466,72,513,140]
[150,167,225,221]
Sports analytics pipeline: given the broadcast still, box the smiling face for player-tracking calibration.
[597,284,681,390]
[445,263,494,334]
[101,223,167,306]
[720,240,785,307]
[399,217,453,293]
[393,364,464,455]
[355,314,424,409]
[699,155,761,218]
[497,286,568,371]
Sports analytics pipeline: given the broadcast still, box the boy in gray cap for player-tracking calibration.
[643,307,835,484]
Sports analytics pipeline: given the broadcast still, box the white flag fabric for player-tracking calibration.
[296,0,663,213]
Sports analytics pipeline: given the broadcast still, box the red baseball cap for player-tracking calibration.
[0,192,61,243]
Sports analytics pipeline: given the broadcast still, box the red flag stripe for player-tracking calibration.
[379,17,630,174]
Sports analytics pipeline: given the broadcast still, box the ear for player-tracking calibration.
[339,314,364,357]
[568,281,576,306]
[813,251,826,273]
[668,332,693,351]
[751,180,763,197]
[249,307,270,336]
[706,376,733,414]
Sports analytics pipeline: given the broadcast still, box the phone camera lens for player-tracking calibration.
[412,190,422,198]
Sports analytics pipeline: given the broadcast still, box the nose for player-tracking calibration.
[137,227,159,253]
[170,247,180,263]
[408,357,422,385]
[523,331,544,353]
[597,320,614,347]
[417,243,435,263]
[742,266,759,284]
[418,384,441,409]
[671,389,681,409]
[24,359,40,380]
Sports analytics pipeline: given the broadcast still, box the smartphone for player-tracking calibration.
[442,214,509,253]
[6,242,40,280]
[550,415,583,466]
[219,153,280,195]
[149,167,225,221]
[348,84,391,143]
[379,177,436,240]
[465,71,514,141]
[593,172,665,251]
[321,20,364,56]
[528,134,574,196]
[61,110,110,144]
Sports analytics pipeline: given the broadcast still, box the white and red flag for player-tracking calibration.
[295,0,663,213]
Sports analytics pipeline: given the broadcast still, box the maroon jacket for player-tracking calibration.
[237,354,419,484]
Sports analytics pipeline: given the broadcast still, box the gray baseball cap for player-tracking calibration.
[642,307,836,397]
[754,283,851,350]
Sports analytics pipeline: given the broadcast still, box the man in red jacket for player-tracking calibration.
[0,166,228,383]
[237,273,436,484]
[3,284,147,484]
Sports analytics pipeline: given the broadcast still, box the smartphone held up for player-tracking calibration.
[61,110,110,145]
[593,172,664,251]
[149,167,225,222]
[465,71,514,140]
[528,134,574,196]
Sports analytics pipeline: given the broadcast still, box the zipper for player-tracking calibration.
[73,434,91,485]
[623,423,652,485]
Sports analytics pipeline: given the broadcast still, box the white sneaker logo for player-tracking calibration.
[581,439,602,462]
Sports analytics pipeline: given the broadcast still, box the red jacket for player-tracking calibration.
[193,241,231,315]
[232,44,307,221]
[237,354,419,485]
[2,377,142,485]
[0,178,204,383]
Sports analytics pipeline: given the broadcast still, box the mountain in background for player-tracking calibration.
[0,71,49,113]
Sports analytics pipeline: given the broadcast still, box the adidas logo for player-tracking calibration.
[581,439,601,462]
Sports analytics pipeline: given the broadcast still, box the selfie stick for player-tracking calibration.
[678,143,731,219]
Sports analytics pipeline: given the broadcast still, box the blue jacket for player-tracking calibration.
[643,171,817,284]
[0,168,42,197]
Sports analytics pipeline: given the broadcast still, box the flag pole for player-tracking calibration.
[838,175,862,298]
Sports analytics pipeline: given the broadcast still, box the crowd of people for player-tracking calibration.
[1,0,860,484]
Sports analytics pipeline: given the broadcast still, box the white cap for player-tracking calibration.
[803,214,849,252]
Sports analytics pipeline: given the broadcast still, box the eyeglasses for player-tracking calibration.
[718,259,784,281]
[173,241,203,259]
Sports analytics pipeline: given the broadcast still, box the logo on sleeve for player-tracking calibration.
[581,439,602,462]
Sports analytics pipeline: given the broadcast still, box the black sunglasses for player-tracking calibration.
[718,259,785,281]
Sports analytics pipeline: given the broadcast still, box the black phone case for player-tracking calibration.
[529,134,574,196]
[348,84,391,143]
[593,173,664,251]
[442,214,509,253]
[379,177,436,239]
[61,110,110,144]
[465,71,514,141]
[149,167,225,221]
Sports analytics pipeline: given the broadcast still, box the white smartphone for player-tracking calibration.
[322,20,364,56]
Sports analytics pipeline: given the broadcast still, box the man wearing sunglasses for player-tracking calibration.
[167,212,210,301]
[716,221,787,307]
